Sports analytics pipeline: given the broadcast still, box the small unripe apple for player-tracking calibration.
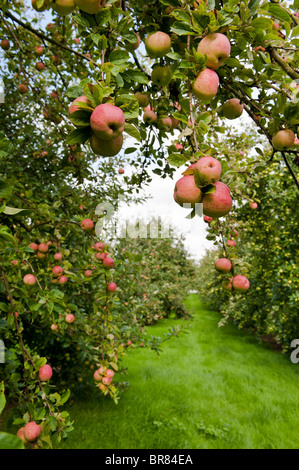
[143,109,157,124]
[118,168,125,174]
[192,68,219,102]
[65,313,75,323]
[1,39,10,51]
[197,33,231,70]
[37,251,47,260]
[134,92,149,108]
[32,0,48,11]
[75,0,106,14]
[18,84,29,95]
[39,364,53,381]
[24,422,41,442]
[34,45,44,56]
[90,103,125,141]
[23,274,36,286]
[232,275,250,293]
[53,266,63,276]
[54,253,62,261]
[52,0,76,15]
[272,129,295,150]
[58,275,68,285]
[81,218,94,231]
[157,116,172,132]
[103,257,114,268]
[151,66,172,87]
[107,282,117,292]
[215,258,232,273]
[38,243,49,253]
[220,98,244,120]
[145,31,171,58]
[36,62,46,71]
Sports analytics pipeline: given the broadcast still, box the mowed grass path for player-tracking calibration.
[59,295,299,449]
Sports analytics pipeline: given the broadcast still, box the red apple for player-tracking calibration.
[38,243,49,253]
[11,260,19,265]
[203,215,213,223]
[90,103,125,141]
[143,109,157,124]
[84,269,92,277]
[197,33,231,69]
[68,95,92,115]
[202,181,232,218]
[65,313,75,323]
[192,68,219,102]
[1,39,10,51]
[96,252,107,260]
[36,62,46,71]
[227,239,235,247]
[81,218,94,231]
[29,242,38,251]
[118,168,125,174]
[39,364,53,381]
[193,156,222,184]
[107,282,117,292]
[23,274,36,286]
[17,427,27,444]
[145,31,171,58]
[18,84,29,94]
[58,275,68,285]
[24,422,41,442]
[103,257,114,268]
[54,253,63,261]
[250,202,258,210]
[215,258,232,273]
[90,133,123,157]
[34,45,44,56]
[222,278,233,291]
[52,266,63,276]
[232,275,250,293]
[173,175,202,207]
[157,116,172,132]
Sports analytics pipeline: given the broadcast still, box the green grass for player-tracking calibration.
[58,294,299,449]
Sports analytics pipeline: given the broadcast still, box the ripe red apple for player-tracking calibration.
[54,253,62,261]
[192,68,219,102]
[227,239,235,247]
[81,218,94,231]
[143,109,157,124]
[193,156,222,184]
[90,103,125,141]
[1,39,10,51]
[127,340,132,346]
[93,368,103,382]
[37,251,47,260]
[145,31,171,58]
[24,422,41,442]
[51,324,58,331]
[23,274,36,286]
[58,275,68,285]
[105,369,115,378]
[11,260,19,265]
[197,33,231,69]
[74,37,80,45]
[75,0,106,14]
[17,427,27,444]
[202,181,232,218]
[53,266,63,276]
[173,175,202,207]
[84,269,92,277]
[118,168,125,174]
[96,252,107,260]
[254,46,266,53]
[220,98,244,120]
[38,243,49,253]
[203,215,213,223]
[222,278,233,291]
[175,143,183,151]
[36,62,46,71]
[90,133,123,157]
[94,242,105,251]
[134,92,149,108]
[102,376,112,385]
[232,275,250,293]
[107,282,117,292]
[39,364,53,381]
[272,129,295,150]
[18,84,29,95]
[103,257,114,268]
[215,258,232,273]
[52,0,76,15]
[28,242,38,252]
[65,313,75,323]
[34,45,44,56]
[151,66,172,86]
[250,202,258,210]
[157,116,172,132]
[68,95,92,115]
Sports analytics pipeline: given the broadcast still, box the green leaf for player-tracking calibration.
[109,49,130,65]
[0,382,6,415]
[61,389,71,404]
[123,70,148,85]
[95,7,111,26]
[65,127,92,145]
[201,183,216,194]
[194,170,211,188]
[0,432,24,449]
[171,21,196,36]
[68,110,92,127]
[0,181,12,199]
[168,153,189,167]
[66,86,83,100]
[0,226,17,243]
[124,123,141,142]
[120,99,139,119]
[3,207,32,216]
[268,4,291,23]
[172,112,189,124]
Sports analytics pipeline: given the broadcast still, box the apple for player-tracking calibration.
[74,37,80,45]
[215,258,232,273]
[220,98,244,120]
[34,45,44,56]
[54,253,62,261]
[173,175,202,207]
[68,95,92,115]
[39,364,53,381]
[127,33,141,51]
[93,369,103,382]
[90,103,125,141]
[254,46,266,53]
[232,275,250,293]
[52,0,76,15]
[50,92,58,99]
[94,242,105,251]
[24,422,41,442]
[145,31,171,58]
[35,62,46,71]
[52,55,61,65]
[17,84,29,95]
[231,230,238,238]
[222,278,233,291]
[81,218,94,231]
[84,269,92,277]
[32,0,48,11]
[170,116,179,129]
[38,243,49,253]
[90,133,123,157]
[197,33,231,69]
[127,340,132,346]
[17,427,27,444]
[96,252,107,260]
[192,68,219,102]
[134,92,149,108]
[227,239,235,247]
[23,274,36,286]
[102,376,112,385]
[202,181,232,218]
[250,202,258,210]
[11,260,19,265]
[175,143,183,150]
[58,275,68,284]
[52,266,63,276]
[272,129,295,150]
[37,251,47,260]
[193,156,222,184]
[75,0,106,14]
[103,257,114,268]
[157,116,172,132]
[65,313,75,323]
[143,108,157,124]
[107,282,117,292]
[151,66,172,86]
[118,168,125,174]
[51,324,58,331]
[105,369,115,378]
[1,39,10,51]
[203,215,213,223]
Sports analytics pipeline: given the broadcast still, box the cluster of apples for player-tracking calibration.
[215,239,250,294]
[31,0,106,16]
[173,156,232,218]
[93,365,115,392]
[69,99,125,157]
